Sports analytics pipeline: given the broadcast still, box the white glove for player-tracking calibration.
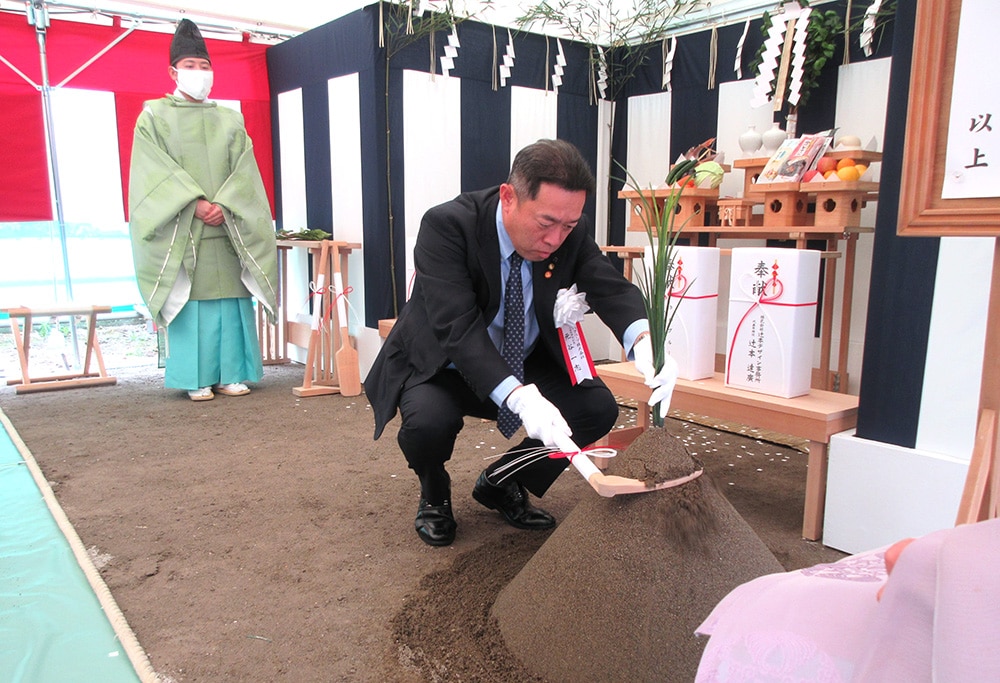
[632,334,655,383]
[646,354,679,420]
[505,384,576,452]
[632,335,678,420]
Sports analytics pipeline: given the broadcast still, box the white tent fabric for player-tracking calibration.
[2,0,813,41]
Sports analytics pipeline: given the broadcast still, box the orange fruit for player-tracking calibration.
[836,157,856,171]
[854,164,868,178]
[823,169,837,179]
[836,165,861,181]
[816,157,838,174]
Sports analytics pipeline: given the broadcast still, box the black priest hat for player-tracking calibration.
[170,19,211,66]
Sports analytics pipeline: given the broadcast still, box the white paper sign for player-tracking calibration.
[941,0,1000,199]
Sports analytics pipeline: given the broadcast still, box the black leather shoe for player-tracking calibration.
[472,472,556,530]
[415,498,456,546]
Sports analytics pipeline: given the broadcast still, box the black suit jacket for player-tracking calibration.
[366,186,646,439]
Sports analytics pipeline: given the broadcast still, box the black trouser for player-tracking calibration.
[396,346,619,498]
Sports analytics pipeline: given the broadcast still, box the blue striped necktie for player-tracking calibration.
[497,252,525,438]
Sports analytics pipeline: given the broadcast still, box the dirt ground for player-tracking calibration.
[0,318,846,682]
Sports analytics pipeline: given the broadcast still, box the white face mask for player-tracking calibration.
[175,68,213,101]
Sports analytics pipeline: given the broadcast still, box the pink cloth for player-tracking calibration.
[695,518,1000,682]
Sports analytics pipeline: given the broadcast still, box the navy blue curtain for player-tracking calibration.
[855,0,938,448]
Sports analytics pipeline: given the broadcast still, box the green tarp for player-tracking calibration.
[0,414,144,682]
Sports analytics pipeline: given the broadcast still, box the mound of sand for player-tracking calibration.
[491,428,784,682]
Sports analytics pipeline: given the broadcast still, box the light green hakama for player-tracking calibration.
[163,298,263,390]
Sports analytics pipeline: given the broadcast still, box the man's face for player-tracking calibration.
[168,57,212,81]
[499,181,585,262]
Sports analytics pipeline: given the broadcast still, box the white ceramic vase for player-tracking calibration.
[737,125,763,156]
[761,122,787,154]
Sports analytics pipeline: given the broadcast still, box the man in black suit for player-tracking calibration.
[366,139,651,546]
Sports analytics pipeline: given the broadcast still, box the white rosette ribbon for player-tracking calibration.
[554,285,595,385]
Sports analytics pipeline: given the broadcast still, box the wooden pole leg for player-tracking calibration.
[802,440,829,541]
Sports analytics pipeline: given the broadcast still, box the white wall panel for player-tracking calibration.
[510,86,558,160]
[593,98,615,246]
[402,70,462,298]
[825,430,968,554]
[717,78,773,199]
[835,57,892,395]
[328,73,366,347]
[834,58,891,179]
[624,91,671,193]
[277,88,307,230]
[916,237,993,459]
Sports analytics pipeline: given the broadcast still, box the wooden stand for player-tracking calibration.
[614,153,881,393]
[618,187,720,233]
[717,198,758,227]
[801,181,879,228]
[284,240,363,397]
[732,156,769,201]
[3,305,117,394]
[757,182,812,227]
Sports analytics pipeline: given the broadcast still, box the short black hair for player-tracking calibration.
[507,139,596,200]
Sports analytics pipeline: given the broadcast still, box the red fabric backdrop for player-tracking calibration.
[0,12,274,222]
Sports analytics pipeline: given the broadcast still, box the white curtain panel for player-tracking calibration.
[717,78,773,199]
[402,69,462,296]
[328,73,366,327]
[917,237,993,459]
[623,90,671,251]
[624,90,671,193]
[835,57,891,181]
[277,88,307,230]
[834,56,892,394]
[592,98,615,246]
[509,85,558,161]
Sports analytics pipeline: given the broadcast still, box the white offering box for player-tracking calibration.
[725,247,820,398]
[663,246,720,380]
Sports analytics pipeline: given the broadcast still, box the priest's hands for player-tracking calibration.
[504,384,576,453]
[195,199,225,226]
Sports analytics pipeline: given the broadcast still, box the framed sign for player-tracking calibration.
[897,0,1000,236]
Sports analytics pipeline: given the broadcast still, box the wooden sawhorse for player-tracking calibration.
[3,305,117,394]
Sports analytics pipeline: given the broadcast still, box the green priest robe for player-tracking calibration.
[128,95,278,328]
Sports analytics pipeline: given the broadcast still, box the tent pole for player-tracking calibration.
[29,0,82,365]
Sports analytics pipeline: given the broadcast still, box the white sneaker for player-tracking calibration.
[214,382,250,396]
[188,387,215,401]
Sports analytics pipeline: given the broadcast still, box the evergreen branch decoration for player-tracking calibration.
[514,0,700,102]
